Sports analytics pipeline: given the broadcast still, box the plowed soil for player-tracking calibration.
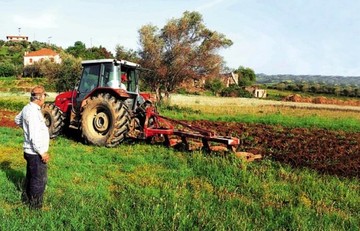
[1,109,358,178]
[185,120,359,178]
[284,94,360,107]
[0,110,17,128]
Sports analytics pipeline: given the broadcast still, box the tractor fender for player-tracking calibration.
[54,90,76,114]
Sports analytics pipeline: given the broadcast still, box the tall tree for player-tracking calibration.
[236,66,256,87]
[138,11,233,100]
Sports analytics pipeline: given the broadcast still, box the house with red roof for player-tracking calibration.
[24,48,62,66]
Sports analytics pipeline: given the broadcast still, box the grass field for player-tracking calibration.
[0,91,359,230]
[0,127,359,230]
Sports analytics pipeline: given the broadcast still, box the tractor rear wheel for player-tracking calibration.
[41,103,65,138]
[81,93,130,147]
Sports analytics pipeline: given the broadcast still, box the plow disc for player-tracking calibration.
[142,107,261,161]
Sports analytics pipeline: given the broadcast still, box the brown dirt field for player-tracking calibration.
[185,120,360,178]
[1,109,358,178]
[0,110,17,128]
[283,94,360,107]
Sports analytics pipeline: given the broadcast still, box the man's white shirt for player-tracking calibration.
[15,102,49,155]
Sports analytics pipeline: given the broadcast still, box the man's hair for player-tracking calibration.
[30,85,46,102]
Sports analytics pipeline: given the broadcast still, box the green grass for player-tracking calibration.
[0,98,28,111]
[0,77,54,92]
[0,127,359,230]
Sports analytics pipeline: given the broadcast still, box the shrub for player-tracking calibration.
[204,78,224,96]
[221,84,253,98]
[175,87,189,95]
[0,62,16,77]
[23,64,41,77]
[53,53,82,92]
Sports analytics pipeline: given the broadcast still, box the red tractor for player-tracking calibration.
[42,59,239,151]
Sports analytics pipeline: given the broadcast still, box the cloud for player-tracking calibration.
[12,11,58,29]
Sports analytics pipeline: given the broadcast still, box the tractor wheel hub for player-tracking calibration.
[93,112,109,133]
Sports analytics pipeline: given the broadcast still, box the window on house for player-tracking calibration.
[30,58,33,63]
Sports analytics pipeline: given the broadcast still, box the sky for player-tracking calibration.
[1,0,360,76]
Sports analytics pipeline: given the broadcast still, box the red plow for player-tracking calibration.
[142,106,261,161]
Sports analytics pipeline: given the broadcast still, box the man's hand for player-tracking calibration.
[41,152,50,163]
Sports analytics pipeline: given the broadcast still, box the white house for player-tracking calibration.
[6,35,29,41]
[245,86,267,98]
[24,48,62,66]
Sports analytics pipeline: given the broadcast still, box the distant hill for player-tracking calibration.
[256,74,360,86]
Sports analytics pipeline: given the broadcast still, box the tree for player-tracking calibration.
[221,84,252,98]
[0,62,16,77]
[138,11,233,100]
[236,66,256,87]
[66,41,87,58]
[115,45,139,63]
[40,52,82,92]
[85,46,113,59]
[29,41,46,51]
[66,41,113,60]
[204,78,224,96]
[276,82,286,91]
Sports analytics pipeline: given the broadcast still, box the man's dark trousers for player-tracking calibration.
[24,153,47,209]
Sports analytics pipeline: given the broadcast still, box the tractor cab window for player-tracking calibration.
[103,64,124,89]
[79,64,100,93]
[120,67,138,93]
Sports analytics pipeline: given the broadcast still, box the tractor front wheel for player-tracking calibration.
[41,103,65,138]
[81,93,130,147]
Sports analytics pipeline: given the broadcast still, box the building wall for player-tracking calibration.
[6,36,29,41]
[24,54,61,66]
[254,89,267,98]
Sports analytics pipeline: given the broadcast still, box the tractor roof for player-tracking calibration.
[81,59,140,68]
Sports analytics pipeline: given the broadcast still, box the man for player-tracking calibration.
[120,73,127,90]
[15,85,50,209]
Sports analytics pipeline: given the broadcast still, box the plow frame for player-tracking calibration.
[142,107,239,152]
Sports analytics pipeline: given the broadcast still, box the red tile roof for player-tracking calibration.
[25,48,58,57]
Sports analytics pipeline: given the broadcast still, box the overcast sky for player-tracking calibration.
[1,0,360,76]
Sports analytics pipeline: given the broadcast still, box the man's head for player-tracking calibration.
[30,85,48,106]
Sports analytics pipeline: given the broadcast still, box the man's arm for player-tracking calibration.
[14,111,23,128]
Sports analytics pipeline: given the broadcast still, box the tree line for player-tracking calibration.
[257,73,359,87]
[258,74,360,98]
[0,11,256,100]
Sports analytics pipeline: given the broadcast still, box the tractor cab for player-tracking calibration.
[74,59,143,113]
[77,59,140,98]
